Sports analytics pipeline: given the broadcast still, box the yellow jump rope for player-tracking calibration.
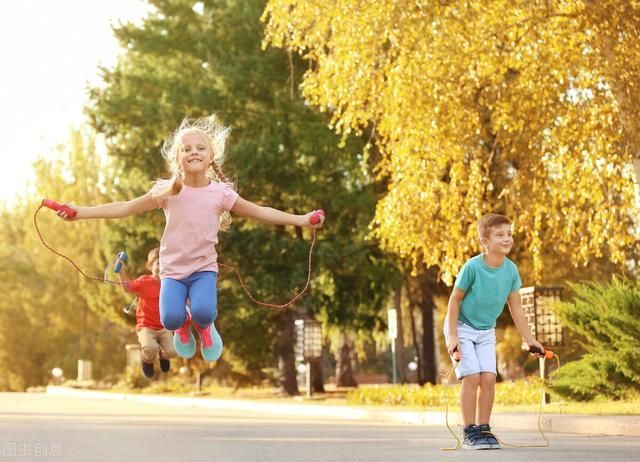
[440,347,560,451]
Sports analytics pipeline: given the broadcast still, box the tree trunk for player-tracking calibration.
[407,272,438,385]
[310,356,325,393]
[420,290,437,385]
[335,332,358,387]
[276,310,299,396]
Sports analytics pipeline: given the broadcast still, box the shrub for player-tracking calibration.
[551,277,640,400]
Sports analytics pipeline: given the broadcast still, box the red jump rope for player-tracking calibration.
[36,199,325,309]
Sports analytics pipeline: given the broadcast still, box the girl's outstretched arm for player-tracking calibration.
[57,191,157,220]
[231,197,323,228]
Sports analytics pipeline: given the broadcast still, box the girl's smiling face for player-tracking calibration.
[178,131,212,175]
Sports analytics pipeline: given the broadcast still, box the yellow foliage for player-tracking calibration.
[263,0,639,283]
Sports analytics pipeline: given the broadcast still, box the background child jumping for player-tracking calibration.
[56,115,324,362]
[117,247,176,379]
[444,213,544,450]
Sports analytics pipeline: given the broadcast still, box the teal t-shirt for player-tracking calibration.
[454,254,522,330]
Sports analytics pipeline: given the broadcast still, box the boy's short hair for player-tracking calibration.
[478,214,511,239]
[146,247,160,269]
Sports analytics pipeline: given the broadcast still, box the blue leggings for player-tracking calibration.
[160,271,217,330]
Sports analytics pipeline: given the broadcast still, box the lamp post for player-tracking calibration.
[387,309,398,384]
[51,367,63,385]
[295,318,323,398]
[77,359,92,382]
[520,286,564,404]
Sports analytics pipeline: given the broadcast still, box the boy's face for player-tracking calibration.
[481,223,514,255]
[149,259,160,279]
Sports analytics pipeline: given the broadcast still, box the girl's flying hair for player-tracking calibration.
[154,114,234,230]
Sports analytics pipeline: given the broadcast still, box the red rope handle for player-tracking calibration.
[33,204,318,308]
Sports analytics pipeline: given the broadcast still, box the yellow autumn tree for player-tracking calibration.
[262,0,639,283]
[0,129,132,390]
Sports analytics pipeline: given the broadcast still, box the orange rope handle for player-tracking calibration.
[34,204,318,307]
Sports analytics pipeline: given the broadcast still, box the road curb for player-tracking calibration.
[45,386,640,437]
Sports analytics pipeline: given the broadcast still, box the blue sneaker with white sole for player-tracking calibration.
[462,424,492,450]
[194,321,223,362]
[173,316,196,358]
[478,424,501,449]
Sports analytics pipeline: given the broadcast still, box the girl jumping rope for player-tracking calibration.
[54,115,325,362]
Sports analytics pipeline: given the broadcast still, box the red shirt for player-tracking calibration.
[128,275,163,330]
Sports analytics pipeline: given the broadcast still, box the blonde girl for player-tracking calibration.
[57,115,324,361]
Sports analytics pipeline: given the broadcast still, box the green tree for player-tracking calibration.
[0,130,132,390]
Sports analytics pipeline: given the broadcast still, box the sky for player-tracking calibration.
[0,0,150,205]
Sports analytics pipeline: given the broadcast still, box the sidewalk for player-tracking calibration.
[46,386,640,437]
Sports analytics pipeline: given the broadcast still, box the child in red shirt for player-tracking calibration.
[117,247,176,379]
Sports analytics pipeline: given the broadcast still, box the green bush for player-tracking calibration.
[551,354,633,400]
[551,277,640,400]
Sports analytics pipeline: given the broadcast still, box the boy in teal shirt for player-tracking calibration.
[444,213,544,450]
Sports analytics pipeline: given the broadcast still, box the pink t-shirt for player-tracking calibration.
[152,180,239,279]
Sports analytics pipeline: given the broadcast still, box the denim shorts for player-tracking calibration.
[444,319,496,380]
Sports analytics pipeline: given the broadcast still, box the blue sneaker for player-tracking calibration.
[194,321,223,362]
[173,316,196,358]
[462,425,492,450]
[478,424,501,449]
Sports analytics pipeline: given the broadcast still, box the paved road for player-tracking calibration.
[0,393,637,462]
